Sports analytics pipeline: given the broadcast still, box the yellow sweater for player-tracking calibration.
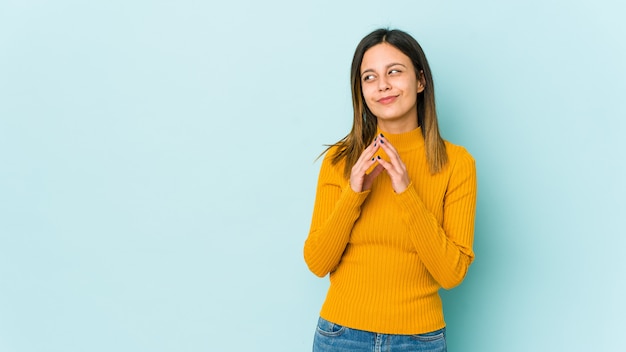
[304,127,477,335]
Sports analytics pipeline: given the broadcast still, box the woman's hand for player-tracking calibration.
[349,137,385,192]
[376,134,411,193]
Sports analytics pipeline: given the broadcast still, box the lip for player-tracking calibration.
[377,95,398,105]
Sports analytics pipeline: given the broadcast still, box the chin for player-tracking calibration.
[376,114,402,121]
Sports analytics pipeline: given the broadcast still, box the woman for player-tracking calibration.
[303,28,477,352]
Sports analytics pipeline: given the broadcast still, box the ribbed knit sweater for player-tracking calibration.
[304,127,477,335]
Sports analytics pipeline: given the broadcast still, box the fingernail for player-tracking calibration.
[371,157,375,161]
[380,140,384,144]
[380,133,384,137]
[374,143,377,147]
[377,156,381,159]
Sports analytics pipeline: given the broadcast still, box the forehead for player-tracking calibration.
[361,43,412,72]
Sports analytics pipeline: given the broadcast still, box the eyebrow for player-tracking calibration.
[361,62,407,76]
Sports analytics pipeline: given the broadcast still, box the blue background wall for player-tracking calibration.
[1,0,624,351]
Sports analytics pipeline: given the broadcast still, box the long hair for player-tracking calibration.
[328,28,448,178]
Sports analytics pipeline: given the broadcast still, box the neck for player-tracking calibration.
[376,119,419,134]
[375,125,423,152]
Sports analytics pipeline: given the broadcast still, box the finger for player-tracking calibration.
[355,140,380,166]
[367,163,385,179]
[379,139,408,176]
[357,144,381,168]
[376,148,402,177]
[374,155,397,177]
[362,163,384,190]
[378,136,402,165]
[378,134,397,152]
[351,154,380,181]
[375,156,410,193]
[377,155,406,178]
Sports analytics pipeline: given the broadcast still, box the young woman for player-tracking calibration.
[303,28,477,352]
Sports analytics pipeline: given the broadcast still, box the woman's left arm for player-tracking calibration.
[396,152,477,289]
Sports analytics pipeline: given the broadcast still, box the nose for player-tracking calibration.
[378,76,391,91]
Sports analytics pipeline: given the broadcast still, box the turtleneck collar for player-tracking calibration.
[376,126,424,152]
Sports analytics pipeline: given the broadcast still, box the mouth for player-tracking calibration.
[377,95,398,104]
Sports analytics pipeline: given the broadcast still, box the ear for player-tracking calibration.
[416,70,426,93]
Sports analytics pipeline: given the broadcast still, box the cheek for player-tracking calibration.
[400,80,418,95]
[361,85,376,101]
[361,89,377,111]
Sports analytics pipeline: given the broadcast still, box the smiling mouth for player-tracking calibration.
[378,96,398,104]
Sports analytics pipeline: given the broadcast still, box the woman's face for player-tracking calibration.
[360,43,424,131]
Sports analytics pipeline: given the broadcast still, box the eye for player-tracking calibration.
[362,74,376,82]
[389,69,402,75]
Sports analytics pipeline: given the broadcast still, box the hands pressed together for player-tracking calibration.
[350,133,411,194]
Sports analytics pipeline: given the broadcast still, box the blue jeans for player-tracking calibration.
[313,317,447,352]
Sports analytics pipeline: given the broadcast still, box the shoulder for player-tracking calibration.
[444,140,475,172]
[320,145,344,165]
[317,145,348,183]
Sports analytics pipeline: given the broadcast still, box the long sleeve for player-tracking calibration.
[303,127,477,335]
[303,150,369,277]
[395,149,477,289]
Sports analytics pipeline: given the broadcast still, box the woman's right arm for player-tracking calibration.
[303,151,370,277]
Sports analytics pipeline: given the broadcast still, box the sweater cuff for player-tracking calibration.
[393,181,429,216]
[339,184,371,209]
